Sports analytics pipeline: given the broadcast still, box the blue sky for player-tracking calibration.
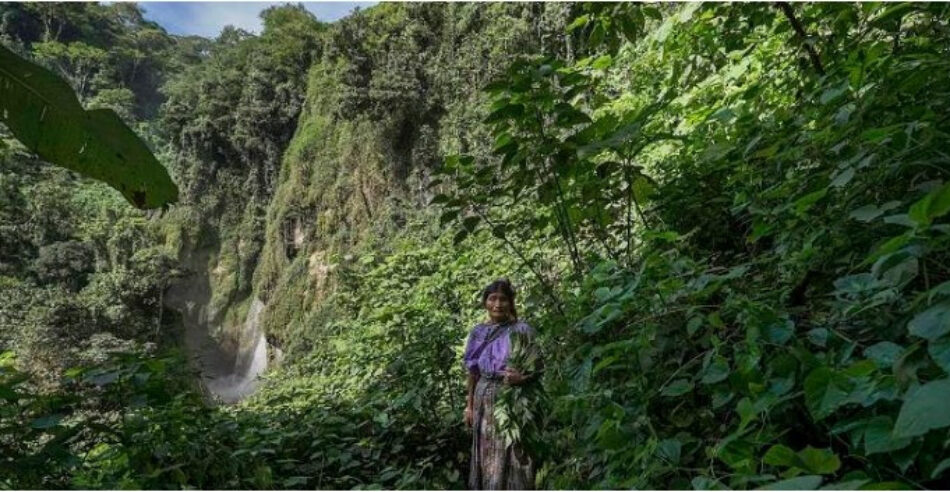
[137,2,376,38]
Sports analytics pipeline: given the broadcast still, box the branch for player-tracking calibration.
[472,206,567,318]
[775,2,825,75]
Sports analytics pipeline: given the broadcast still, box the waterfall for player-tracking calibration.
[165,247,270,404]
[204,298,268,403]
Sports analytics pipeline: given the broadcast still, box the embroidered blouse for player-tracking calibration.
[462,320,535,378]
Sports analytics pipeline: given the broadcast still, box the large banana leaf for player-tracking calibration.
[0,44,177,209]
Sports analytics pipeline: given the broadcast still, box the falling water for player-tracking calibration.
[164,247,270,404]
[204,298,268,403]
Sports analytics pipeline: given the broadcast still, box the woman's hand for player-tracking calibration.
[503,368,526,386]
[464,405,474,428]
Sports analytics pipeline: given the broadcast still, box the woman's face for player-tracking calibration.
[485,292,513,322]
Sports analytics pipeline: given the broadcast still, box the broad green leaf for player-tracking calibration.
[893,378,950,438]
[820,83,848,105]
[864,342,903,369]
[566,14,590,32]
[282,477,309,487]
[804,367,851,420]
[661,379,693,396]
[692,476,728,490]
[928,337,950,374]
[462,216,481,232]
[798,447,841,475]
[926,182,950,221]
[794,189,827,215]
[863,416,911,455]
[484,103,525,124]
[439,209,459,227]
[907,303,950,341]
[429,194,451,205]
[882,214,914,227]
[764,319,794,345]
[758,475,822,490]
[700,357,730,384]
[821,479,871,490]
[0,44,177,209]
[656,438,682,464]
[830,167,855,188]
[850,204,883,222]
[870,3,918,25]
[908,193,933,227]
[807,328,829,347]
[763,444,797,467]
[0,386,17,401]
[590,55,612,70]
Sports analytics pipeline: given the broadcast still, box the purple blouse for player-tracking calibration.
[462,320,535,378]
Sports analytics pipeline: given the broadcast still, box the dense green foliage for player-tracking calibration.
[0,44,177,208]
[4,2,950,490]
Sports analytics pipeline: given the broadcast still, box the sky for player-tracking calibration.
[136,2,376,38]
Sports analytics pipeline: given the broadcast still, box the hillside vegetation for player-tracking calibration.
[2,2,950,489]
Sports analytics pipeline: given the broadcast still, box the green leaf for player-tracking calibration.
[763,444,797,467]
[765,319,794,345]
[283,477,309,487]
[758,475,822,490]
[798,447,841,475]
[700,357,730,384]
[566,14,590,32]
[491,224,507,240]
[462,216,481,232]
[0,386,18,401]
[591,55,613,70]
[926,182,950,222]
[907,303,950,341]
[848,205,884,222]
[931,458,950,479]
[893,378,950,438]
[661,379,693,396]
[870,3,918,25]
[656,438,682,464]
[928,337,950,374]
[820,83,849,105]
[430,194,451,205]
[864,342,903,369]
[794,189,827,215]
[863,416,911,455]
[804,367,851,420]
[807,328,829,347]
[882,214,914,228]
[830,168,855,188]
[821,479,871,490]
[0,44,177,209]
[484,103,525,124]
[439,209,459,227]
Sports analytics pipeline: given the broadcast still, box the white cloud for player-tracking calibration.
[139,2,375,38]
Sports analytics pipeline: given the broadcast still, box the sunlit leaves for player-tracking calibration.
[0,44,178,209]
[764,445,841,474]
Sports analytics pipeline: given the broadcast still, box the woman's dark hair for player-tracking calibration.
[481,278,517,320]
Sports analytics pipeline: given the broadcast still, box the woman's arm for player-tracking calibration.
[464,371,479,428]
[467,371,479,407]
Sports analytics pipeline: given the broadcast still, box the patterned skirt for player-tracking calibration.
[469,377,535,490]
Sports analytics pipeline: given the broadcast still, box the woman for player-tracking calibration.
[462,279,540,490]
